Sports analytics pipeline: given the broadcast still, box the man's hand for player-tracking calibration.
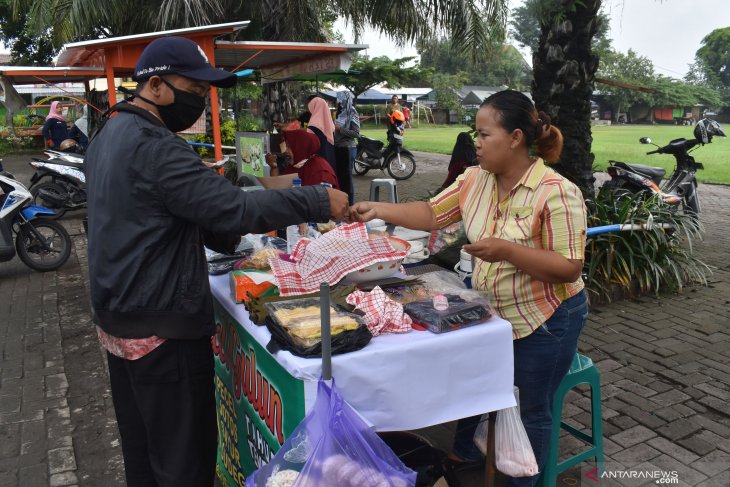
[349,201,378,223]
[46,140,55,148]
[326,188,350,221]
[463,238,513,263]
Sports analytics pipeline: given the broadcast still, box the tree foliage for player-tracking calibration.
[509,0,611,57]
[0,2,55,65]
[432,73,468,110]
[695,27,730,88]
[340,56,430,99]
[597,48,724,118]
[7,0,509,61]
[597,49,655,119]
[418,38,532,90]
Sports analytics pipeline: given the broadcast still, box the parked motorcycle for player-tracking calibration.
[27,150,86,219]
[0,166,72,272]
[601,118,725,216]
[354,114,417,180]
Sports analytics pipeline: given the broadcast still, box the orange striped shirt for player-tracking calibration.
[430,159,587,339]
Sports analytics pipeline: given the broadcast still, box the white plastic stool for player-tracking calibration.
[369,178,399,203]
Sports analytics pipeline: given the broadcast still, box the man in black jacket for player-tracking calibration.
[85,36,349,487]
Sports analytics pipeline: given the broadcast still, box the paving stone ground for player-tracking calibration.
[1,150,728,486]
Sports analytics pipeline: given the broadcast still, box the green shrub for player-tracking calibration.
[584,189,709,303]
[12,114,28,127]
[0,133,42,154]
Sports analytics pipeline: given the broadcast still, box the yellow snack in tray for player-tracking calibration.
[272,306,360,339]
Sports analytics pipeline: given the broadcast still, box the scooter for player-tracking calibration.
[0,166,72,272]
[354,122,417,180]
[27,151,86,219]
[601,118,725,216]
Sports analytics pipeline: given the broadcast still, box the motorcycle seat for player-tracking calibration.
[359,136,384,151]
[611,161,666,180]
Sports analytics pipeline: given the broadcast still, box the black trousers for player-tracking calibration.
[107,337,217,487]
[334,145,355,205]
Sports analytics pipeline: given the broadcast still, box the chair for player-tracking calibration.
[538,354,604,487]
[369,178,399,203]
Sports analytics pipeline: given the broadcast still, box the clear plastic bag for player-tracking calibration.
[472,414,489,456]
[384,270,490,308]
[495,388,538,477]
[246,378,416,487]
[403,294,491,333]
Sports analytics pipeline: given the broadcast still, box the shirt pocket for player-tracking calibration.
[502,206,533,242]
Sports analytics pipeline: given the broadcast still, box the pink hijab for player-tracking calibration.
[45,101,66,122]
[307,97,335,145]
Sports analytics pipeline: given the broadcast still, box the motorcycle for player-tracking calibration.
[354,120,417,180]
[27,150,86,219]
[601,118,725,216]
[0,165,72,272]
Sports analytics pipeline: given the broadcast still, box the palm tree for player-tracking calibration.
[12,0,508,55]
[531,0,602,200]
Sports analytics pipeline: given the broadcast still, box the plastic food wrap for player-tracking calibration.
[384,270,490,307]
[229,270,278,303]
[403,294,491,333]
[265,298,372,357]
[246,379,416,487]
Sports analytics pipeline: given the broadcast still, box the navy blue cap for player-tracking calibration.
[133,36,236,88]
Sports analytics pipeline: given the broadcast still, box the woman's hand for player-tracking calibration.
[463,238,513,263]
[349,201,379,222]
[265,153,277,167]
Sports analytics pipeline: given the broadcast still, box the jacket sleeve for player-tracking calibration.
[338,122,360,139]
[154,137,331,235]
[202,230,241,255]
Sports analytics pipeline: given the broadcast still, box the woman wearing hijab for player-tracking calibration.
[305,97,336,169]
[267,129,339,188]
[437,132,478,193]
[42,101,70,149]
[334,91,360,204]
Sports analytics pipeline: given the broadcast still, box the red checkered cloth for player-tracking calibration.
[346,286,413,336]
[270,223,408,296]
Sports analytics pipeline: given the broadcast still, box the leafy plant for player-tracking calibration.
[583,189,710,303]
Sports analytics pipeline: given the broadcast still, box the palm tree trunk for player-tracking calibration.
[531,0,601,200]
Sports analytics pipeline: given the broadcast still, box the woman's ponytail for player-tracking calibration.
[534,111,563,163]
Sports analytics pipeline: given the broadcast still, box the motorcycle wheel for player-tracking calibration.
[386,153,416,180]
[353,149,370,176]
[30,182,68,220]
[15,219,72,272]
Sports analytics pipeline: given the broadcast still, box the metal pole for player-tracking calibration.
[320,282,332,380]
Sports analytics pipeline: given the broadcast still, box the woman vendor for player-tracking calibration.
[349,90,588,486]
[266,129,339,188]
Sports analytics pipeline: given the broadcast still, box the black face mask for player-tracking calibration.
[137,78,206,132]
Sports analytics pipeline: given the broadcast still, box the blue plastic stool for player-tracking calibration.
[538,354,604,487]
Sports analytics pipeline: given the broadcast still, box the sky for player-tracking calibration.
[335,0,730,79]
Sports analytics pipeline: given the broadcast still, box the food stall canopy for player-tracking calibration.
[213,41,366,83]
[0,66,106,85]
[56,21,251,69]
[52,21,367,160]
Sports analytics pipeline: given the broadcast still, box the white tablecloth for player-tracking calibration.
[211,274,515,431]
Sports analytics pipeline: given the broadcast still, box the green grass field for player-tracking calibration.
[360,124,730,184]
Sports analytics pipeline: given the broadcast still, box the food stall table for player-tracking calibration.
[210,273,515,486]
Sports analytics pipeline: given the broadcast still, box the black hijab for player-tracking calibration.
[450,132,477,166]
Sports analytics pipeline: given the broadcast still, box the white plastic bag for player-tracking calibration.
[472,414,489,456]
[495,388,538,477]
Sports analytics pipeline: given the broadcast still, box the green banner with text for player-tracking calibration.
[212,300,306,487]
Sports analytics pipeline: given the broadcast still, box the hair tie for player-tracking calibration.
[536,111,552,139]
